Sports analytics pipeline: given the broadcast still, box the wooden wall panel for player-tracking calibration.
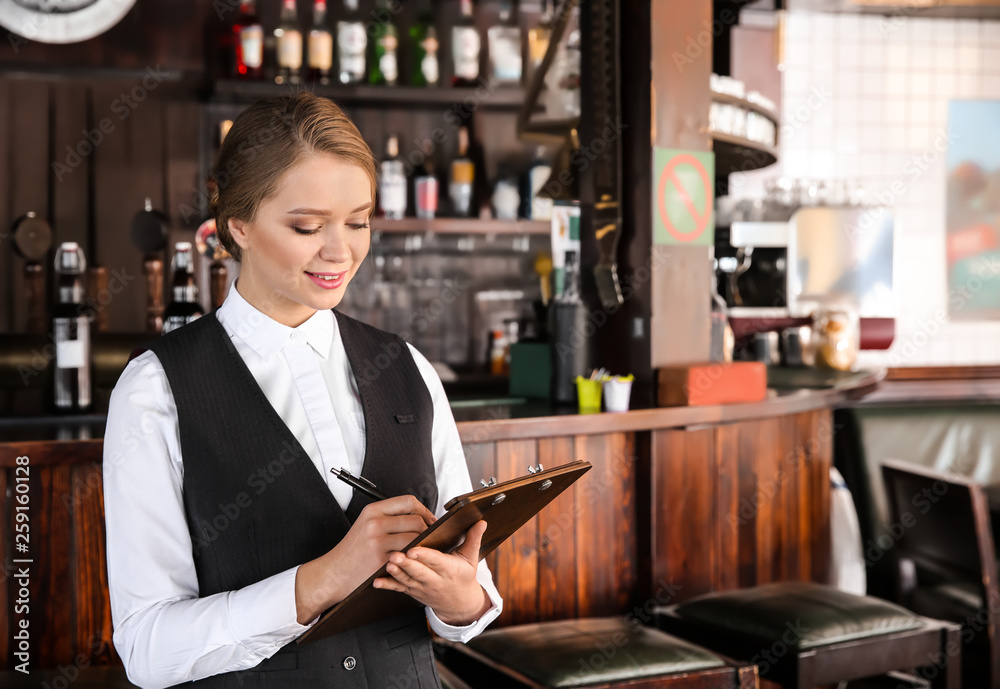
[8,80,50,335]
[736,420,760,589]
[652,427,715,600]
[537,437,578,621]
[574,432,636,618]
[0,469,9,665]
[32,465,74,665]
[809,409,833,583]
[463,442,499,582]
[494,439,539,626]
[71,463,116,666]
[713,423,740,592]
[649,411,833,604]
[52,82,91,251]
[0,79,11,335]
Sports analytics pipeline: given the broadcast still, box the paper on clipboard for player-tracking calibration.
[297,460,592,645]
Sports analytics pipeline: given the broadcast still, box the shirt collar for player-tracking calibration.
[216,280,336,361]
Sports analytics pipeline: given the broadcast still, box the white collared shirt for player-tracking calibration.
[103,284,502,689]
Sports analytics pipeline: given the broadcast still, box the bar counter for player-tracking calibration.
[0,369,883,670]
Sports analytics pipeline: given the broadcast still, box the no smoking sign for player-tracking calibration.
[653,148,715,246]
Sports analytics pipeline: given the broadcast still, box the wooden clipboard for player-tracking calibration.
[297,460,592,645]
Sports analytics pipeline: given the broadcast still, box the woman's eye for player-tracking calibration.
[349,223,371,231]
[292,226,320,235]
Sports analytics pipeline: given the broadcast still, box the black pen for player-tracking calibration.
[331,467,390,502]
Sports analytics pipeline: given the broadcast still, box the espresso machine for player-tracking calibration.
[716,199,896,353]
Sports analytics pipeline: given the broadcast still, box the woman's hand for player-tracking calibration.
[294,495,436,625]
[373,520,492,626]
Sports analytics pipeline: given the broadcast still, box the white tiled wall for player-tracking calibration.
[730,12,1000,367]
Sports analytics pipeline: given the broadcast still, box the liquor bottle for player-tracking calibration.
[162,242,205,335]
[487,0,522,85]
[450,126,475,216]
[409,0,439,86]
[521,146,553,220]
[233,0,264,79]
[415,142,439,219]
[274,0,303,84]
[369,0,399,86]
[337,0,367,84]
[451,0,481,87]
[52,242,91,413]
[380,135,407,220]
[526,0,551,87]
[307,0,334,84]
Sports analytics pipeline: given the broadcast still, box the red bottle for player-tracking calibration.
[233,0,264,79]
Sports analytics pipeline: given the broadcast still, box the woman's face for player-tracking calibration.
[228,153,372,327]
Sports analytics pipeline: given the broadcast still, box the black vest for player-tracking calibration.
[144,309,441,689]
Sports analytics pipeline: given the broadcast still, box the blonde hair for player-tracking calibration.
[209,92,377,263]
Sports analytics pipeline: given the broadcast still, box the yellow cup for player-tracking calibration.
[575,376,603,412]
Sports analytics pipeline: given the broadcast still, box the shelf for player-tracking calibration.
[210,79,529,109]
[712,131,778,174]
[371,218,549,235]
[711,90,779,124]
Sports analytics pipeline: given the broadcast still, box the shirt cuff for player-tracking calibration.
[228,566,317,655]
[425,582,503,643]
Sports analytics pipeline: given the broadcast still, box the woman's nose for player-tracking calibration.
[319,228,352,264]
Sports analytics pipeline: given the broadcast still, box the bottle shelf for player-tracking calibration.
[371,218,549,235]
[210,79,529,109]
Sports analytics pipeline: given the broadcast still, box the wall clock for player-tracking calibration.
[0,0,137,44]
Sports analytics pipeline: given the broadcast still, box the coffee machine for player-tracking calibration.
[716,202,896,351]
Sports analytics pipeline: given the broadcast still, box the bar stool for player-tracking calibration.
[654,581,961,689]
[435,617,758,688]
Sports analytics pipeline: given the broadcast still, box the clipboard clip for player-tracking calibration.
[479,477,497,488]
[527,464,544,474]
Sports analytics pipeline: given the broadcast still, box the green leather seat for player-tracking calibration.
[464,617,726,688]
[671,581,925,650]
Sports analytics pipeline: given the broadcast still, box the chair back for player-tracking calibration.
[881,459,1000,686]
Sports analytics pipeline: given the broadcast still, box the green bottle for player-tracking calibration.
[409,0,439,86]
[369,0,399,86]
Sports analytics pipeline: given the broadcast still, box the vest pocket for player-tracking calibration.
[384,617,430,650]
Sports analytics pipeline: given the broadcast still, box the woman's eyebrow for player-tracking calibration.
[286,203,371,216]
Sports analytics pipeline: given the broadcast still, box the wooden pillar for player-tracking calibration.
[649,0,714,369]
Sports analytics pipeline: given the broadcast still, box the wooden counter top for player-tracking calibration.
[454,369,884,443]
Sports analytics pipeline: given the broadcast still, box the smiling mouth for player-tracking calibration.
[305,271,346,282]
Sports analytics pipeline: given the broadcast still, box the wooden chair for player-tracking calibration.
[882,458,1000,688]
[435,617,757,688]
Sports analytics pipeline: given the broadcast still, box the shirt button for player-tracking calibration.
[290,331,299,341]
[343,656,357,671]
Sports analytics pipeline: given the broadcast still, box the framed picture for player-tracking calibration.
[947,100,1000,320]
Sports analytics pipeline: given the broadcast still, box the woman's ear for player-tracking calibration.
[228,218,250,252]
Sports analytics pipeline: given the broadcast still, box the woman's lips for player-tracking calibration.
[305,271,346,289]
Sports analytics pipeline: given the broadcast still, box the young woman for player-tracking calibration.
[103,92,502,689]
